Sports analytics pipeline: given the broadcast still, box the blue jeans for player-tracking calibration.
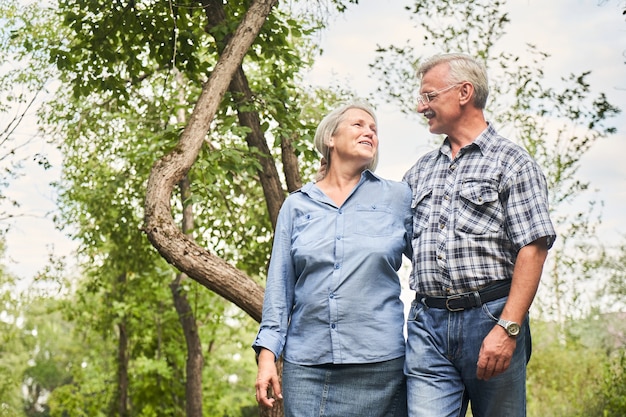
[405,296,531,417]
[282,356,407,417]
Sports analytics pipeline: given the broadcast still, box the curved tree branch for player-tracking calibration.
[143,0,278,323]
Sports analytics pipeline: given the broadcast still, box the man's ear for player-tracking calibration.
[459,82,474,106]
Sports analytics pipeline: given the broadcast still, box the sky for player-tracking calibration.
[3,0,626,286]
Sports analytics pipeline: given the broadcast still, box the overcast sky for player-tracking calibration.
[3,0,625,283]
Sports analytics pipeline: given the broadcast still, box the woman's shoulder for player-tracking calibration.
[366,174,411,204]
[374,175,411,193]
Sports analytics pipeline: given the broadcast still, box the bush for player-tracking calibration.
[527,321,606,417]
[580,350,626,417]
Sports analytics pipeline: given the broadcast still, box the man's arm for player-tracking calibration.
[476,237,549,380]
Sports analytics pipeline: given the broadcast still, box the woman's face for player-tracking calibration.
[328,108,378,167]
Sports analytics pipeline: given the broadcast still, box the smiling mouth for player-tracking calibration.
[358,141,373,147]
[424,110,435,119]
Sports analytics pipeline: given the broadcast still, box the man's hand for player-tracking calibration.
[255,349,283,408]
[476,325,517,380]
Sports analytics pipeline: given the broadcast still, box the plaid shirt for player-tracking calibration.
[403,124,556,296]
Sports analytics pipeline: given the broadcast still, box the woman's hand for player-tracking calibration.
[255,349,283,408]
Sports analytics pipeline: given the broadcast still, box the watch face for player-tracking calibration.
[508,322,520,336]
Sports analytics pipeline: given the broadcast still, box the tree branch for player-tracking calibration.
[143,0,279,323]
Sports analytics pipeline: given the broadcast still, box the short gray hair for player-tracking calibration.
[314,102,379,173]
[418,53,489,109]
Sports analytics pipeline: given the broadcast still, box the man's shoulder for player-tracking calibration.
[481,129,536,166]
[403,149,440,177]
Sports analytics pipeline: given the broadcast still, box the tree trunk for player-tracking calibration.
[281,134,303,192]
[170,173,204,417]
[143,0,278,323]
[171,275,204,417]
[114,273,130,417]
[143,3,281,415]
[202,0,287,229]
[170,72,205,417]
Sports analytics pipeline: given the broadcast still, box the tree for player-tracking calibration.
[0,246,87,417]
[0,240,30,416]
[39,0,357,416]
[3,0,622,415]
[142,0,278,322]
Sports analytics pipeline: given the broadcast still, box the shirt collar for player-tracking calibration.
[440,123,498,157]
[300,169,381,195]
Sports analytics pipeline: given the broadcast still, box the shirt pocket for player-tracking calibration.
[457,179,503,235]
[354,204,395,237]
[292,211,327,246]
[412,187,433,236]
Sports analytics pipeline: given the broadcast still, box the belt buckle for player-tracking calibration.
[445,294,465,312]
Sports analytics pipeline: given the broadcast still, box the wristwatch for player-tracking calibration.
[497,319,520,337]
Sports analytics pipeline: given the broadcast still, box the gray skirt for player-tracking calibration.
[282,356,407,417]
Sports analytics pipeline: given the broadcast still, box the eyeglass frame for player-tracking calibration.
[416,83,461,107]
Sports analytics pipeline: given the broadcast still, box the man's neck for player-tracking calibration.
[447,112,488,158]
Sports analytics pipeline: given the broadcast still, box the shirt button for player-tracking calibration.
[331,323,336,329]
[334,263,340,269]
[336,236,341,240]
[439,223,445,230]
[329,293,335,299]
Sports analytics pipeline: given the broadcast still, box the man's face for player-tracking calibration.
[416,64,462,135]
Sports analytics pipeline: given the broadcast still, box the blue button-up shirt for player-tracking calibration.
[253,170,412,365]
[403,124,557,296]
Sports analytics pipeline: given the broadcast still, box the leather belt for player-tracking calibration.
[416,280,511,312]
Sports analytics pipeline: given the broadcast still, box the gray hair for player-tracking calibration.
[313,102,379,173]
[417,53,489,109]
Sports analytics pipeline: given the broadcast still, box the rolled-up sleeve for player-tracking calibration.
[252,203,296,359]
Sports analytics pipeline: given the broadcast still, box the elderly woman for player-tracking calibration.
[253,102,411,417]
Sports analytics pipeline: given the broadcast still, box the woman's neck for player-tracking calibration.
[316,166,363,207]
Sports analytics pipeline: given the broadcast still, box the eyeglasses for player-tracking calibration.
[416,83,461,107]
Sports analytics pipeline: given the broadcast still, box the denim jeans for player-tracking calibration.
[282,356,407,417]
[405,296,531,417]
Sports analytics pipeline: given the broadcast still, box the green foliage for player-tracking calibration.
[53,0,211,97]
[200,308,259,416]
[31,2,332,416]
[0,272,94,417]
[0,271,30,416]
[527,320,607,416]
[31,1,354,414]
[593,351,626,416]
[602,239,626,307]
[527,317,626,417]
